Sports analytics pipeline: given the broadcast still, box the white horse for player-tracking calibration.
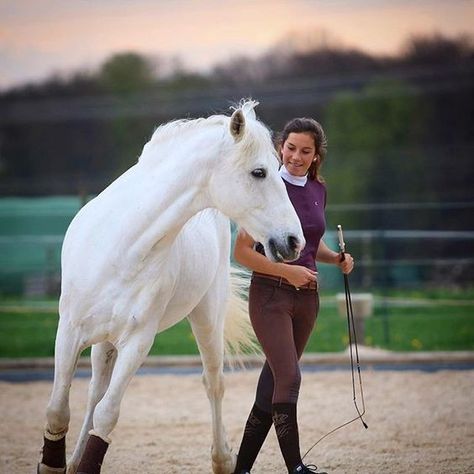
[37,100,304,474]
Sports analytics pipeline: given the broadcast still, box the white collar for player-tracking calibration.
[279,165,307,187]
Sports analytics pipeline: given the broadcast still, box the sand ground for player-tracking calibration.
[1,368,473,473]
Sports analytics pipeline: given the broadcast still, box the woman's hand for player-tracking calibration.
[281,265,318,287]
[316,240,355,275]
[338,252,354,274]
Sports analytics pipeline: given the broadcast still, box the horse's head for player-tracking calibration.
[208,100,305,262]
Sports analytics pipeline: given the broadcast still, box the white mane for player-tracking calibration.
[139,99,264,164]
[230,98,259,120]
[147,115,226,148]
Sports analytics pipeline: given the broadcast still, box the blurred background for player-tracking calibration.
[0,0,473,355]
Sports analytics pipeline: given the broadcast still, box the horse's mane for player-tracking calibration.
[148,115,227,148]
[139,99,268,164]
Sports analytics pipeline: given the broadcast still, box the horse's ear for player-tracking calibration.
[230,109,245,142]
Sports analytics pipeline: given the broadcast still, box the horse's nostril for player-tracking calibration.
[287,235,300,252]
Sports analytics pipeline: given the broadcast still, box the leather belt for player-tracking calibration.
[252,272,318,291]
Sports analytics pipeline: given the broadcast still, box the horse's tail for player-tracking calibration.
[224,266,261,367]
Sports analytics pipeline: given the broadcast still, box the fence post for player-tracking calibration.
[336,293,374,345]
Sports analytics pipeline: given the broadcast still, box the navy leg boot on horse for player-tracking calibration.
[38,434,66,473]
[76,434,109,474]
[233,403,273,474]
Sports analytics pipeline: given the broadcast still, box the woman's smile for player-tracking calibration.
[281,132,317,177]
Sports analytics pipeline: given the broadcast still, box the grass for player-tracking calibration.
[0,293,473,358]
[0,310,198,358]
[308,304,474,352]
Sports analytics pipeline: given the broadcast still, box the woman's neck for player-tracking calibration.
[279,165,307,186]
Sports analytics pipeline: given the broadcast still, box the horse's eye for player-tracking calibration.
[251,168,266,179]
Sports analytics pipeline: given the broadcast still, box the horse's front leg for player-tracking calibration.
[189,304,235,474]
[38,319,82,474]
[75,327,155,474]
[204,360,233,474]
[67,341,117,474]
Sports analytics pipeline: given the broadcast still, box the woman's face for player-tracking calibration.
[281,132,317,177]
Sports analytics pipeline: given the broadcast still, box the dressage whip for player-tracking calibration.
[302,225,368,460]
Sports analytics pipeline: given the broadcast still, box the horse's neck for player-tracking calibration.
[125,147,213,266]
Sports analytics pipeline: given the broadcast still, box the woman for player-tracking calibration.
[233,118,354,474]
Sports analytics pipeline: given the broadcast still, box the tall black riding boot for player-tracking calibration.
[272,402,302,472]
[234,403,273,473]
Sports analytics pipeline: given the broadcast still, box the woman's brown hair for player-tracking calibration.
[277,117,327,182]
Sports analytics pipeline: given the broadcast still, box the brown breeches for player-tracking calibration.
[249,276,319,412]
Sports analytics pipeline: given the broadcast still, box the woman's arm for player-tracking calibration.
[316,239,354,274]
[234,229,317,287]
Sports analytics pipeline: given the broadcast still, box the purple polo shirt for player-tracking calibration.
[283,177,327,271]
[255,177,327,271]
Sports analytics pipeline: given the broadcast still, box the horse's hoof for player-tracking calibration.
[37,463,66,474]
[212,450,236,474]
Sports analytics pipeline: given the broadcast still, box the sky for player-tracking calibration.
[1,0,473,90]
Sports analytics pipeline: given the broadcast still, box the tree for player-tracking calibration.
[324,80,427,227]
[98,52,156,95]
[402,33,473,66]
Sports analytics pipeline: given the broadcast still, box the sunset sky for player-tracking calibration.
[1,0,473,90]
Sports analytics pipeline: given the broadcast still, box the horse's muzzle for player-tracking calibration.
[268,235,303,262]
